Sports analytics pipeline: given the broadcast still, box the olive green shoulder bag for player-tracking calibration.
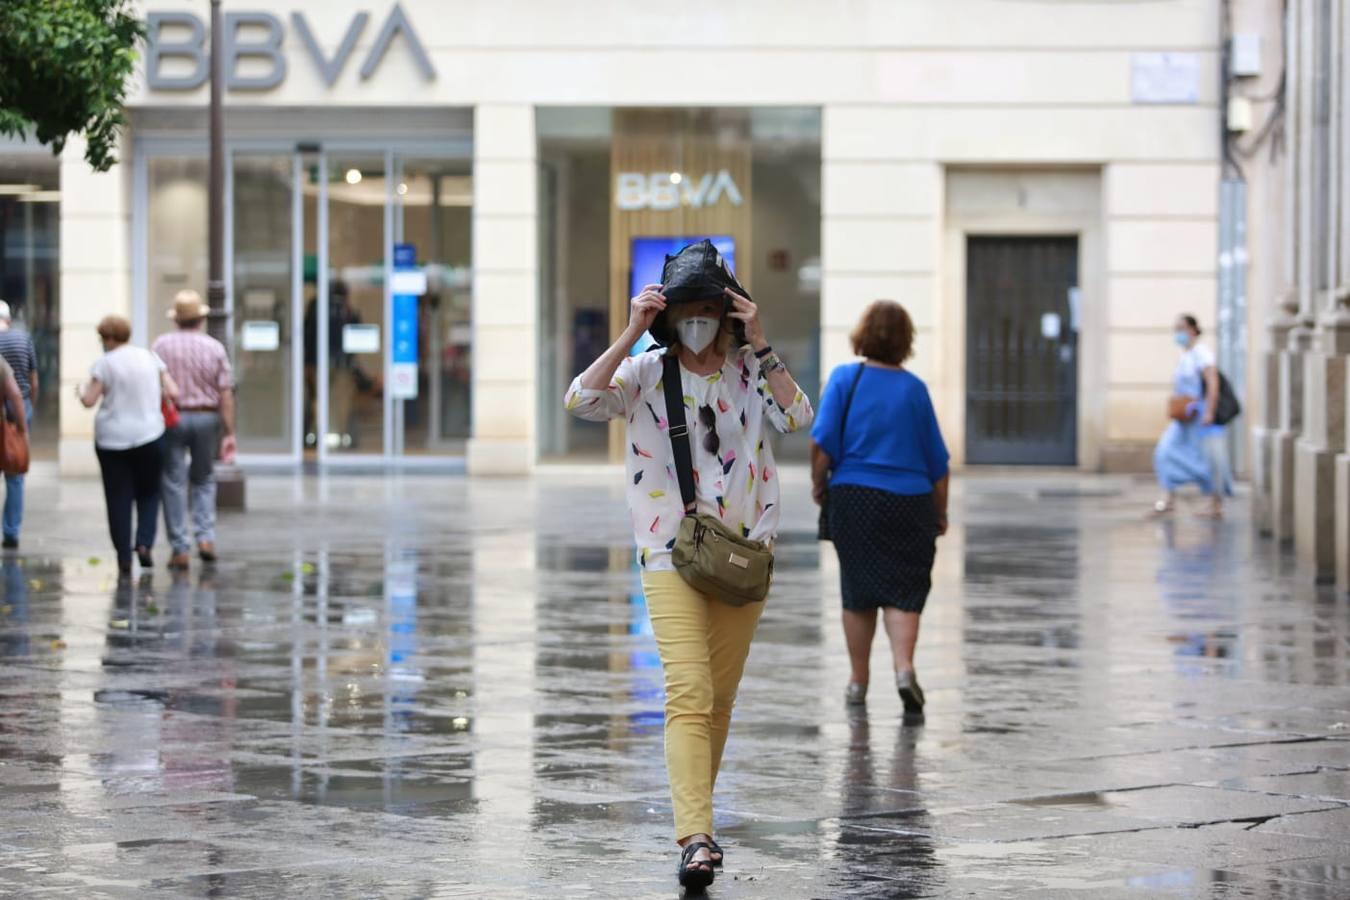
[663,353,773,606]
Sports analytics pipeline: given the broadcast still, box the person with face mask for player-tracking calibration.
[1152,314,1233,518]
[564,240,812,891]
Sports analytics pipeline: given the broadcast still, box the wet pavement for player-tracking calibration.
[1,469,1347,899]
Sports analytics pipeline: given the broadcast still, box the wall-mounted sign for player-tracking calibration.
[240,320,280,352]
[1131,52,1200,105]
[390,242,419,400]
[342,324,381,355]
[616,170,743,212]
[146,3,435,92]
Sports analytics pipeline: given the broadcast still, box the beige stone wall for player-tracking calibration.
[59,136,133,476]
[63,0,1227,473]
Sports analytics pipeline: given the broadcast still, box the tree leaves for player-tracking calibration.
[0,0,145,172]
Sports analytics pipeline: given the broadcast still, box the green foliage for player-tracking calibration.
[0,0,144,172]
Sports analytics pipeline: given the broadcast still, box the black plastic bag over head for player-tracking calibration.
[649,239,751,347]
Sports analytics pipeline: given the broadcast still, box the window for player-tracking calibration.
[537,107,822,462]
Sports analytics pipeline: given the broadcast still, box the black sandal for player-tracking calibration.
[678,841,716,891]
[708,839,724,867]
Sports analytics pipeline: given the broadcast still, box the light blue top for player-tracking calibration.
[1174,342,1225,436]
[811,363,949,496]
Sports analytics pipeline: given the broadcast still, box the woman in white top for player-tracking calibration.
[565,241,812,890]
[78,316,178,575]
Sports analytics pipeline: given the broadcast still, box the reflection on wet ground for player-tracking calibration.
[1,472,1347,898]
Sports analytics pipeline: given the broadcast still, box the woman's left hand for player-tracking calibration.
[725,288,767,351]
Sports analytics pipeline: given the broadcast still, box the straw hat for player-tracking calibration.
[168,289,210,324]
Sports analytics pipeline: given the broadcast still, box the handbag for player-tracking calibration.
[162,397,181,429]
[0,414,28,477]
[663,353,773,607]
[817,363,867,541]
[1167,394,1193,422]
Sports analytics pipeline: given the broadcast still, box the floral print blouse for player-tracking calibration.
[565,347,815,571]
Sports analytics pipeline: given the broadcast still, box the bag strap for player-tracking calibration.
[664,353,696,513]
[833,363,866,463]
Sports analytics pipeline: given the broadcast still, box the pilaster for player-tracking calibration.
[467,105,539,476]
[1252,293,1298,535]
[1293,304,1348,579]
[1272,305,1316,544]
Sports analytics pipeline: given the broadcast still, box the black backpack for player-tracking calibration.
[1215,372,1242,425]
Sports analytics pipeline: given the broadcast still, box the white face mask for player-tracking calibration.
[677,317,720,354]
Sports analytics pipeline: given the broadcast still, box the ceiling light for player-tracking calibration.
[397,182,408,195]
[669,172,683,184]
[0,184,39,196]
[17,190,60,203]
[344,168,362,185]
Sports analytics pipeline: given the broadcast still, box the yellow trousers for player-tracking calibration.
[641,570,764,841]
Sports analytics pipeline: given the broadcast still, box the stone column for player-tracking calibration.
[1251,295,1298,535]
[1275,0,1317,545]
[1273,313,1314,543]
[1334,0,1350,590]
[468,105,538,475]
[1294,310,1348,580]
[1334,292,1350,590]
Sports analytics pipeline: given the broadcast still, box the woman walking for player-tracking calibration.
[811,300,949,716]
[1152,314,1233,518]
[78,316,177,577]
[564,241,812,891]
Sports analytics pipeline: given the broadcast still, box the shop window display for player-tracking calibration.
[537,107,821,462]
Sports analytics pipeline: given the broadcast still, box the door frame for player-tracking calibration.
[939,174,1105,472]
[132,136,471,471]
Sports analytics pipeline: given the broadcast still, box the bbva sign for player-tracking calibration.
[146,3,435,91]
[616,171,744,212]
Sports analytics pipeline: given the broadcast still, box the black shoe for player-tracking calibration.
[896,670,926,716]
[708,838,724,868]
[2,537,16,550]
[135,546,153,569]
[678,842,716,891]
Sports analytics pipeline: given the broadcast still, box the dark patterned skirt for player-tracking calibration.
[828,485,938,614]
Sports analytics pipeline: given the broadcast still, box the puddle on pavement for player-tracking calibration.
[1012,791,1115,809]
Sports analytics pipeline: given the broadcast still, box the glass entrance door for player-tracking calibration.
[322,154,388,458]
[226,145,469,467]
[231,153,295,456]
[391,155,473,457]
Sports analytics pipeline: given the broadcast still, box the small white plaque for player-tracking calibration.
[390,361,418,399]
[240,320,280,352]
[1131,52,1201,105]
[342,324,381,354]
[1041,313,1062,341]
[390,270,428,296]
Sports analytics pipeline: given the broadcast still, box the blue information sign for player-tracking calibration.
[390,242,420,398]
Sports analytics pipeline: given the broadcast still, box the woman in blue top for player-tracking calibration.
[1152,314,1233,518]
[811,300,950,715]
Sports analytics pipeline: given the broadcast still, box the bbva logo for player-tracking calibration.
[615,171,744,212]
[146,3,435,91]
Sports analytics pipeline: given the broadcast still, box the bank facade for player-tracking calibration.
[20,0,1231,475]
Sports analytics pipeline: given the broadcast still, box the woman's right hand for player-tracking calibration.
[628,284,667,336]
